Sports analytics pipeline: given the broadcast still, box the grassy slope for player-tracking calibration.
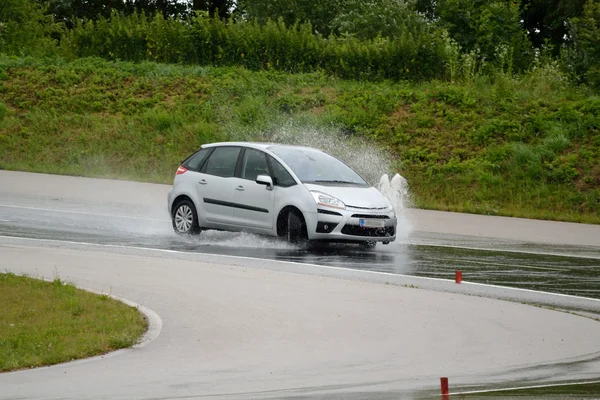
[0,57,598,223]
[0,273,147,371]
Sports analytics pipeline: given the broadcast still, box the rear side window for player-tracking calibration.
[267,156,296,187]
[202,146,241,177]
[182,148,211,172]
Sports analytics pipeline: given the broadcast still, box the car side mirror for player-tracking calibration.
[256,174,274,190]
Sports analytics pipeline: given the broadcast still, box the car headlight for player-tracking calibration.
[311,191,346,210]
[385,197,396,215]
[385,197,394,211]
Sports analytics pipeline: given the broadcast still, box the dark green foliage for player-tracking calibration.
[0,0,60,56]
[331,0,427,40]
[562,0,600,89]
[192,0,233,19]
[2,0,598,85]
[43,0,189,27]
[434,0,533,69]
[520,0,588,52]
[236,0,344,35]
[59,11,448,81]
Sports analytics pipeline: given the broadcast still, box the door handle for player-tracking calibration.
[198,179,207,185]
[235,186,245,191]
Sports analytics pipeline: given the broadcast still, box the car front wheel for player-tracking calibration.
[172,200,201,235]
[287,210,308,244]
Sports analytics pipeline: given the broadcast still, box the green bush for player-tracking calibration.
[562,0,600,89]
[0,0,60,56]
[0,102,7,121]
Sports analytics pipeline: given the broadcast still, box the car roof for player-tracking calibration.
[202,142,321,152]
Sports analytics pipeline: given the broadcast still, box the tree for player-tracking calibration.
[416,0,531,69]
[0,0,59,55]
[192,0,234,19]
[563,0,600,87]
[43,0,189,28]
[520,0,587,52]
[235,0,345,35]
[331,0,427,40]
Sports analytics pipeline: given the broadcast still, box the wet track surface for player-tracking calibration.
[2,201,600,301]
[3,173,600,399]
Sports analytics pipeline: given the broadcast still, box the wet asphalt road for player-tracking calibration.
[1,200,600,301]
[2,171,600,399]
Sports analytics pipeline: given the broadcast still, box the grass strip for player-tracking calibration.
[0,272,147,372]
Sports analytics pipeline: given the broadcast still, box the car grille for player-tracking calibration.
[346,205,388,210]
[341,225,395,237]
[351,214,390,219]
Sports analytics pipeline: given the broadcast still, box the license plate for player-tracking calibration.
[359,219,385,228]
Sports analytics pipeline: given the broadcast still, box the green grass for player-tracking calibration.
[0,272,147,372]
[0,56,599,223]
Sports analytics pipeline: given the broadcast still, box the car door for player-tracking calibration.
[230,148,275,230]
[197,146,241,225]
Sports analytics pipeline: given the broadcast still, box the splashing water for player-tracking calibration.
[378,173,413,241]
[264,121,391,185]
[266,121,414,240]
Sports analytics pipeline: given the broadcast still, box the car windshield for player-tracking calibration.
[268,146,367,186]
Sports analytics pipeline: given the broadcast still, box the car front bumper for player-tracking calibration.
[304,207,397,243]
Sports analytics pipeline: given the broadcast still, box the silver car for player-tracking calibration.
[167,142,397,247]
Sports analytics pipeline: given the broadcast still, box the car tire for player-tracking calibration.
[287,209,308,244]
[172,199,201,235]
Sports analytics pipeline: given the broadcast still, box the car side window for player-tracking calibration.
[182,148,211,172]
[241,148,269,181]
[202,147,241,177]
[267,156,296,187]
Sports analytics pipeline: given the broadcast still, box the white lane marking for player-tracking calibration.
[437,258,570,272]
[406,241,600,260]
[452,379,600,395]
[0,219,11,222]
[2,235,600,305]
[0,204,170,222]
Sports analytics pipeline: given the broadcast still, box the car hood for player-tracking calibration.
[303,183,389,209]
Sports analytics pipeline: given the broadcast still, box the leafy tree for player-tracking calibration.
[235,0,345,35]
[0,0,60,55]
[331,0,428,40]
[192,0,233,19]
[562,0,600,88]
[414,0,435,19]
[520,0,587,52]
[420,0,531,69]
[43,0,189,27]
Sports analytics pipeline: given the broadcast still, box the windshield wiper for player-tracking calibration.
[313,180,359,185]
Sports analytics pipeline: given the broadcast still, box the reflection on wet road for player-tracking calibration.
[2,202,599,300]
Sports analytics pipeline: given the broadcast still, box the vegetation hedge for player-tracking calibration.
[58,13,449,81]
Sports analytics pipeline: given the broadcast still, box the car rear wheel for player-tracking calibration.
[287,210,308,244]
[172,200,201,235]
